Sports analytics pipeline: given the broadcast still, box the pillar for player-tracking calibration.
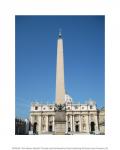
[46,115,48,132]
[95,114,99,133]
[38,115,41,134]
[53,115,55,132]
[86,115,89,133]
[66,115,68,133]
[70,115,73,132]
[79,115,81,133]
[73,115,75,132]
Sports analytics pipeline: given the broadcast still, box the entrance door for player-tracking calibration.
[75,125,79,132]
[68,127,71,132]
[33,122,37,134]
[91,122,95,132]
[49,125,52,132]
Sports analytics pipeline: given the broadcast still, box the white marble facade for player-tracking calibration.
[30,95,99,135]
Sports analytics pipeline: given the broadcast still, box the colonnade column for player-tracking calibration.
[95,114,99,133]
[53,115,55,132]
[70,115,73,132]
[38,115,41,134]
[79,115,81,133]
[46,115,48,132]
[73,115,75,132]
[66,115,68,133]
[86,115,89,133]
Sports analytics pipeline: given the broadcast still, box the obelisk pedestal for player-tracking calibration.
[55,111,66,135]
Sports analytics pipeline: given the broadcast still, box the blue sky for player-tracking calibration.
[16,16,105,119]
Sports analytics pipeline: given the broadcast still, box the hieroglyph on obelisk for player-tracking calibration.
[55,31,65,105]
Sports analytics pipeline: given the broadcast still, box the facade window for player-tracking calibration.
[82,107,84,109]
[49,106,52,110]
[35,106,38,110]
[90,105,93,109]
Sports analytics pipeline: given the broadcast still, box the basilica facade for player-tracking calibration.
[29,31,104,135]
[30,96,100,135]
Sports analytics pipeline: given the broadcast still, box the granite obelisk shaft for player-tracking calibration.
[55,32,65,105]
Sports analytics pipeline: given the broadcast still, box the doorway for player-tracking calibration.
[91,122,95,132]
[33,122,37,134]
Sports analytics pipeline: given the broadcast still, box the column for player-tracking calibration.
[46,115,48,132]
[95,114,99,133]
[88,113,91,133]
[79,115,81,133]
[30,115,34,132]
[70,115,73,132]
[73,115,75,132]
[38,115,41,134]
[66,115,68,133]
[30,115,33,124]
[86,115,89,133]
[53,115,55,132]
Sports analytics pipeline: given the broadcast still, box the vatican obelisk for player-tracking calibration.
[54,31,66,134]
[55,31,65,105]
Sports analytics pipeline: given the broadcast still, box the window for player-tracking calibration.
[82,107,84,109]
[35,106,38,110]
[90,105,93,109]
[49,106,52,110]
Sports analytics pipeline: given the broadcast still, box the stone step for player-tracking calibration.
[54,132,65,135]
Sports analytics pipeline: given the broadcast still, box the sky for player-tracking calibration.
[16,16,105,119]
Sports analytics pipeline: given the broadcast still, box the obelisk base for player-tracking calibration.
[55,111,66,135]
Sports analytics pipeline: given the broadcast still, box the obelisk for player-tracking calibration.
[55,31,65,105]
